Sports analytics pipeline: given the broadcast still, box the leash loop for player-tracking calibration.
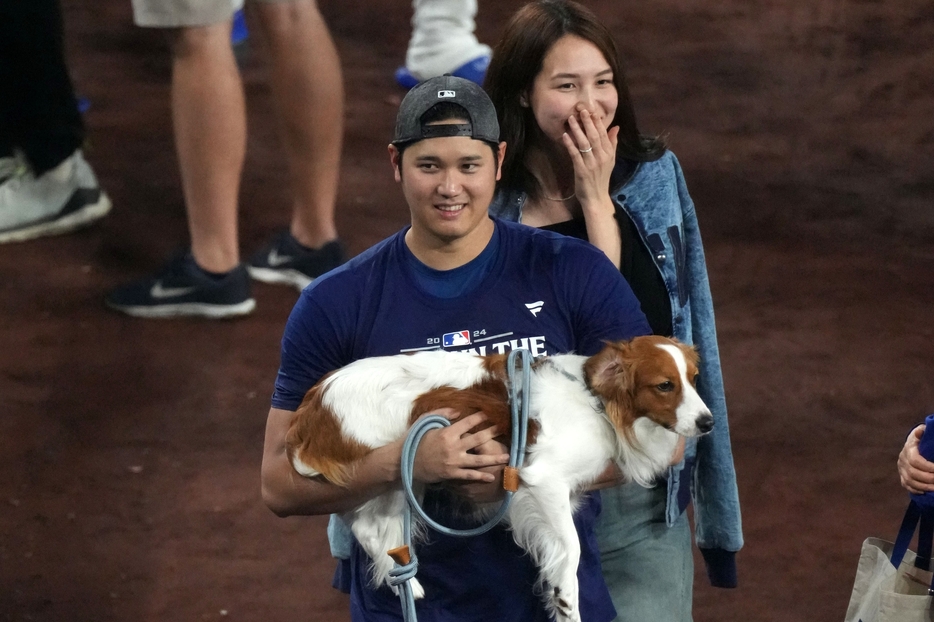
[392,348,532,621]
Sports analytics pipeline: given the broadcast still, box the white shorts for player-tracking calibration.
[131,0,291,28]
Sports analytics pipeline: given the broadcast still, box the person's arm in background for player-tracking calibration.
[898,424,934,494]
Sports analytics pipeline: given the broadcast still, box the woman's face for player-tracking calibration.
[526,35,619,145]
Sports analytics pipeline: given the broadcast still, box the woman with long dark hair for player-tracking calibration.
[486,2,743,619]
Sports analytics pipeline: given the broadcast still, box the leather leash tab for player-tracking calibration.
[503,466,520,492]
[388,545,411,565]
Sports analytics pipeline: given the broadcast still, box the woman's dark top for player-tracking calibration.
[541,210,673,337]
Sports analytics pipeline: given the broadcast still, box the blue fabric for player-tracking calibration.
[340,493,608,622]
[273,218,649,409]
[700,548,737,588]
[489,150,744,591]
[405,225,498,299]
[394,54,490,91]
[909,414,934,512]
[274,218,650,622]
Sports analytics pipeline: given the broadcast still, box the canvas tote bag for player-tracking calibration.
[845,500,934,622]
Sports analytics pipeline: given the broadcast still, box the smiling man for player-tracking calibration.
[261,75,651,621]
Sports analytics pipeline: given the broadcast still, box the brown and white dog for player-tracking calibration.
[287,335,713,622]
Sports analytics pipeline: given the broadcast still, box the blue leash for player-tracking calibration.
[388,348,533,621]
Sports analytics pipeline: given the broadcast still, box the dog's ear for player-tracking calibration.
[586,341,638,442]
[585,342,633,396]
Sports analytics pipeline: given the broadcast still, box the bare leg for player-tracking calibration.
[169,21,245,273]
[255,0,342,249]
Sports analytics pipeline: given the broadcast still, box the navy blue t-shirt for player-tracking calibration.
[273,218,650,622]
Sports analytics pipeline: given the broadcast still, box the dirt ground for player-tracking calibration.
[2,0,933,620]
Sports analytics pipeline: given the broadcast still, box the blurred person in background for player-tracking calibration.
[106,0,344,319]
[0,0,110,244]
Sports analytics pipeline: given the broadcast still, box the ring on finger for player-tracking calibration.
[579,147,593,153]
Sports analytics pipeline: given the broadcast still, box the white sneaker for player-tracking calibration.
[0,150,112,244]
[0,155,20,183]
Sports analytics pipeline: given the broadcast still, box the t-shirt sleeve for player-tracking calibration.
[565,246,651,355]
[271,286,354,411]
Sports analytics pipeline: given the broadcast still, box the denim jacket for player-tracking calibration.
[488,150,744,587]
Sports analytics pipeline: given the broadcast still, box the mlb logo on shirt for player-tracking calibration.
[442,330,471,347]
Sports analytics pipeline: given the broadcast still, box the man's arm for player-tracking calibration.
[261,407,511,517]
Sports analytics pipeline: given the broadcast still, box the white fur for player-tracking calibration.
[292,343,712,622]
[323,351,491,448]
[658,343,712,436]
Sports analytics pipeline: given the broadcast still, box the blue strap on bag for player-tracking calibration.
[890,502,933,576]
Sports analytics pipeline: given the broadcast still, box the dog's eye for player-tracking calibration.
[656,381,675,392]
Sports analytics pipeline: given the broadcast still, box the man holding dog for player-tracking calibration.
[261,75,651,621]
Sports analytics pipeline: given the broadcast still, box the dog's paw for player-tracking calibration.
[551,587,580,622]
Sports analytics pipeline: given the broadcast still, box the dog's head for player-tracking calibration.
[583,336,714,440]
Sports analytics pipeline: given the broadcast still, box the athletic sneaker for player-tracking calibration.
[0,155,18,184]
[0,149,112,244]
[247,230,345,291]
[394,54,491,90]
[105,253,256,319]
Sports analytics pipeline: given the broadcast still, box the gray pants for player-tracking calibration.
[597,483,694,622]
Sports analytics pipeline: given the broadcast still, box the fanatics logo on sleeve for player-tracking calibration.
[442,330,471,347]
[525,301,544,317]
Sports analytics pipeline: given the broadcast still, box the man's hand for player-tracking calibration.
[447,436,510,503]
[412,410,510,484]
[898,425,934,494]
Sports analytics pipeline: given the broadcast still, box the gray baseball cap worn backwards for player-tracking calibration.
[392,75,500,145]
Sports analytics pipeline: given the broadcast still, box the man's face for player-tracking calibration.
[389,130,506,251]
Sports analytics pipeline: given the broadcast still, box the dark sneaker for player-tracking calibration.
[247,231,345,291]
[0,150,111,244]
[105,253,256,319]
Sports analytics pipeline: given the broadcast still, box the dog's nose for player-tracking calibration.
[695,413,714,434]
